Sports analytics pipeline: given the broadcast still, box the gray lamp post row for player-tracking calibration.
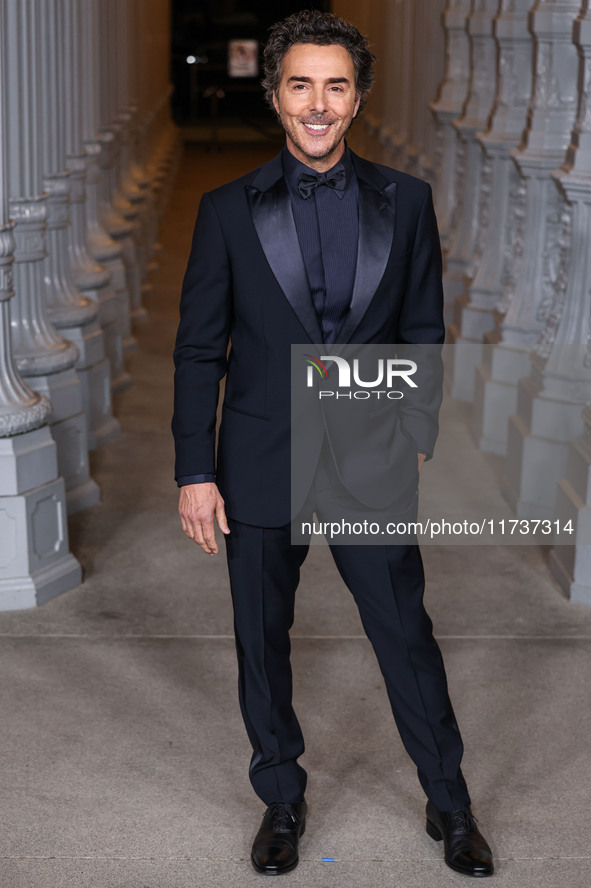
[353,0,591,602]
[0,0,180,610]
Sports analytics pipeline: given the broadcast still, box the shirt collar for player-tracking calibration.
[282,143,354,200]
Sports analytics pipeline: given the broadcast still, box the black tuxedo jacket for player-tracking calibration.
[172,150,445,527]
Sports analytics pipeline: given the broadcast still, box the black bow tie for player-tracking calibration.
[297,165,347,200]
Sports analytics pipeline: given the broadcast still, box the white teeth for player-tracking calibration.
[306,124,329,130]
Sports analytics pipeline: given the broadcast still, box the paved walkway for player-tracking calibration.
[1,144,590,888]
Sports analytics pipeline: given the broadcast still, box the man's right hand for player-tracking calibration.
[178,482,230,555]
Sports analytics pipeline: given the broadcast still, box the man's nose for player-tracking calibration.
[308,86,328,112]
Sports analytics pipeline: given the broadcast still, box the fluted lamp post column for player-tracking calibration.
[503,0,591,536]
[474,0,579,456]
[7,0,101,517]
[127,0,158,278]
[445,0,500,402]
[500,0,581,518]
[39,0,102,512]
[98,0,144,333]
[141,0,182,234]
[377,0,404,167]
[418,0,448,184]
[82,0,133,390]
[64,0,121,449]
[388,0,415,169]
[406,0,447,183]
[0,0,81,609]
[430,0,474,257]
[551,3,591,603]
[114,0,152,309]
[470,0,536,451]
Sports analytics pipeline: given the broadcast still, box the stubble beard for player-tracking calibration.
[280,114,354,165]
[279,116,353,161]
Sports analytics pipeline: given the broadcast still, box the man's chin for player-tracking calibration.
[293,139,343,163]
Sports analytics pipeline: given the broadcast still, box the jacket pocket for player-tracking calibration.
[222,403,270,422]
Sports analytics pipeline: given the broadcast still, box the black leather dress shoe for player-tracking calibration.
[251,800,307,875]
[426,800,494,877]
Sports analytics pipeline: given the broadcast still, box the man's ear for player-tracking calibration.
[353,95,361,119]
[272,92,280,115]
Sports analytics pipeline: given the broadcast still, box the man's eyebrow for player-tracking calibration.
[286,75,351,84]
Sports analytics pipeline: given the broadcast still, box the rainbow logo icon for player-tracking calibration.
[303,354,329,379]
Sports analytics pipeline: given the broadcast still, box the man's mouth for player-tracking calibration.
[302,122,332,133]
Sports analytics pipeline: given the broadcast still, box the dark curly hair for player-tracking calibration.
[262,10,375,115]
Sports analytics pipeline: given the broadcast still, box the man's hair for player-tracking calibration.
[262,10,375,115]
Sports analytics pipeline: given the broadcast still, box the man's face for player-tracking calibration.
[272,43,361,171]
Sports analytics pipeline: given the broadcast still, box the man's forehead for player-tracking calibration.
[281,42,355,75]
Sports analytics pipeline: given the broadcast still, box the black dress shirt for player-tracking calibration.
[282,145,359,345]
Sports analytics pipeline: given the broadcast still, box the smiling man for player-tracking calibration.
[172,10,493,879]
[272,41,360,167]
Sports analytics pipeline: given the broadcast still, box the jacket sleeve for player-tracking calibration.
[396,183,445,460]
[172,192,232,481]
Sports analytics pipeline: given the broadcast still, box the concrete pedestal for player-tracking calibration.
[550,414,591,604]
[503,366,588,518]
[472,342,532,454]
[25,367,100,515]
[0,427,82,609]
[65,321,119,450]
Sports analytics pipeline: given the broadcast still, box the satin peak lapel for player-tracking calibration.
[246,162,322,344]
[337,176,397,345]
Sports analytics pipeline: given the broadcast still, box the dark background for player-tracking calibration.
[171,0,330,126]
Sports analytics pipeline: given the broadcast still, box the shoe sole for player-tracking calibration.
[425,819,494,877]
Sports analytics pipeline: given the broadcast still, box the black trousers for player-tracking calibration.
[224,512,470,812]
[225,436,469,810]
